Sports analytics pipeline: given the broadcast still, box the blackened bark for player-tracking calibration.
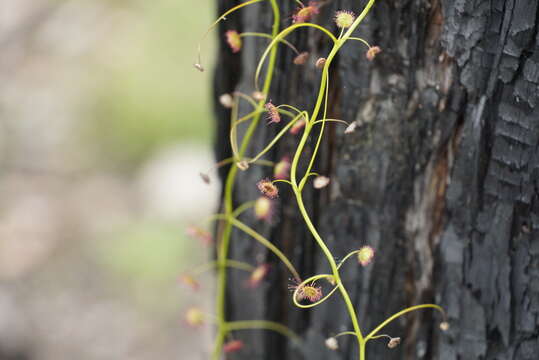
[214,1,539,359]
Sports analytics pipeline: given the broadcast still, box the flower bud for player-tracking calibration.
[344,121,357,134]
[185,307,205,327]
[334,10,356,29]
[199,172,211,184]
[252,91,266,101]
[254,196,274,222]
[219,93,233,108]
[357,245,375,266]
[225,30,242,53]
[290,118,306,135]
[387,337,401,349]
[325,337,339,350]
[237,160,249,171]
[366,46,382,61]
[315,57,326,69]
[247,264,270,288]
[292,2,320,23]
[179,274,200,291]
[223,340,245,353]
[257,178,279,198]
[293,52,309,65]
[186,225,213,246]
[274,156,291,180]
[313,175,330,189]
[297,284,322,302]
[265,102,281,124]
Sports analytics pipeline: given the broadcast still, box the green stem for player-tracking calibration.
[335,331,357,338]
[365,304,446,341]
[212,1,281,359]
[240,32,300,54]
[337,250,361,270]
[360,341,366,360]
[254,22,337,89]
[247,112,304,164]
[290,32,365,349]
[214,215,301,281]
[231,201,256,218]
[293,186,365,344]
[288,1,379,354]
[348,37,372,48]
[226,320,300,341]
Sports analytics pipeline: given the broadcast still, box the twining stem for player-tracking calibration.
[304,66,329,178]
[230,107,298,161]
[212,1,281,359]
[254,22,337,90]
[290,35,366,350]
[212,0,379,359]
[288,1,378,357]
[292,182,365,344]
[360,341,366,360]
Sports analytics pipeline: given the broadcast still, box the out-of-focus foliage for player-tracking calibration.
[86,0,215,167]
[0,0,217,358]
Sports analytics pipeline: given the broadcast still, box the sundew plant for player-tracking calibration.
[183,1,449,359]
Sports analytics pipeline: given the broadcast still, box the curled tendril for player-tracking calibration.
[254,23,337,91]
[366,304,447,341]
[196,0,264,69]
[291,274,339,309]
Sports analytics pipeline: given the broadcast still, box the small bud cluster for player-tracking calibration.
[265,101,281,124]
[313,175,330,189]
[294,51,310,65]
[296,283,323,302]
[257,178,279,199]
[366,46,382,61]
[274,156,291,180]
[334,10,356,29]
[225,30,242,53]
[315,57,326,69]
[387,337,401,349]
[247,264,271,288]
[186,225,213,246]
[223,340,245,353]
[293,2,320,23]
[357,246,375,266]
[254,196,274,222]
[185,307,205,327]
[325,337,339,350]
[180,274,200,291]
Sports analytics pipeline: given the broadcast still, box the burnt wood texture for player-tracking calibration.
[213,0,539,359]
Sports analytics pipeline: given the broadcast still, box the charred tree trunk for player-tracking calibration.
[214,0,539,359]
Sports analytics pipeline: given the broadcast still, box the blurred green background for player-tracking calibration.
[0,0,218,358]
[87,0,214,167]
